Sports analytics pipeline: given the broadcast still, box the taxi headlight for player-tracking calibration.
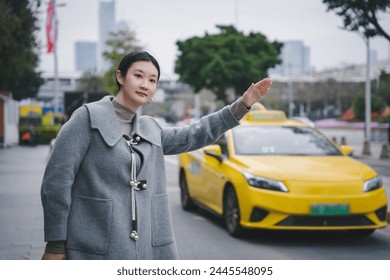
[243,172,288,192]
[363,176,382,192]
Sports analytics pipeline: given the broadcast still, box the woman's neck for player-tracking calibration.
[112,98,135,135]
[114,94,139,112]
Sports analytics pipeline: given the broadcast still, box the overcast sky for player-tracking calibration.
[37,0,390,80]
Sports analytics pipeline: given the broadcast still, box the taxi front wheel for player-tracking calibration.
[179,171,197,211]
[224,186,244,237]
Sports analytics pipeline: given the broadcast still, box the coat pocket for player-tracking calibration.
[151,194,175,247]
[67,195,112,254]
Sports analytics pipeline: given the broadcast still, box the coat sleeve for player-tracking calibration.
[41,106,91,242]
[161,105,240,155]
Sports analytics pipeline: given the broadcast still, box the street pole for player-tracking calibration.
[234,0,239,27]
[288,63,294,117]
[288,78,293,117]
[51,0,66,115]
[364,37,371,141]
[54,19,59,115]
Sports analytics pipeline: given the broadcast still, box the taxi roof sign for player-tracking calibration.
[245,110,287,122]
[250,102,266,111]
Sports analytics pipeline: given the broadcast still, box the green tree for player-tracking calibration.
[0,0,43,100]
[352,92,386,121]
[175,25,282,103]
[322,0,390,41]
[102,27,143,94]
[375,71,390,106]
[76,71,105,93]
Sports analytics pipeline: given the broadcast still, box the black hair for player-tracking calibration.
[115,51,161,92]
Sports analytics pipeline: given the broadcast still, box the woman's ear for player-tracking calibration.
[115,70,124,85]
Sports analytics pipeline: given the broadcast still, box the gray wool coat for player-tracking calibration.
[41,95,241,260]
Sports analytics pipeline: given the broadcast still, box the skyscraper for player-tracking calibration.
[269,40,313,77]
[75,41,97,72]
[98,0,116,73]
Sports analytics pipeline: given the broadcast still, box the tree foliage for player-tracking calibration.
[352,71,390,121]
[352,93,385,121]
[102,27,143,94]
[175,25,282,103]
[322,0,390,40]
[375,71,390,106]
[76,72,105,93]
[0,0,43,100]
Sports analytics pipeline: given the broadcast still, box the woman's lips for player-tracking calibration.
[136,91,148,97]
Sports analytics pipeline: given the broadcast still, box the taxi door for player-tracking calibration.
[199,141,227,214]
[185,150,204,201]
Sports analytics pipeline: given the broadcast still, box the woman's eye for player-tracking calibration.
[150,79,157,84]
[134,74,142,78]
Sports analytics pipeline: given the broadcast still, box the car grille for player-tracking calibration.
[276,215,374,227]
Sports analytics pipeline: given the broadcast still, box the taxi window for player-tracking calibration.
[232,126,341,156]
[216,135,229,157]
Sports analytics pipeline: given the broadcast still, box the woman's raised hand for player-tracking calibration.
[242,78,272,108]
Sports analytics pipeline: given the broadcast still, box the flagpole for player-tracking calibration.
[53,0,59,115]
[47,0,64,115]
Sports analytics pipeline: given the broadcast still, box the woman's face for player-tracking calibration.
[116,61,158,112]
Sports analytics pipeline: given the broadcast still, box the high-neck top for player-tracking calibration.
[112,98,135,135]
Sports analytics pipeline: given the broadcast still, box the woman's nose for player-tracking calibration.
[140,79,148,89]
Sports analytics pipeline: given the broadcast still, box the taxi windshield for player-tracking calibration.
[233,126,341,156]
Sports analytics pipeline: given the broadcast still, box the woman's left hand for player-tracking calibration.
[242,78,272,108]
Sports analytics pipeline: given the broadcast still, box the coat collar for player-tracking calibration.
[84,95,161,147]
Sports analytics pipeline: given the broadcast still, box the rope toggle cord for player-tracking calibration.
[124,135,147,241]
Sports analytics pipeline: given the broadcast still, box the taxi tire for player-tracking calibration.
[224,186,244,237]
[179,171,197,211]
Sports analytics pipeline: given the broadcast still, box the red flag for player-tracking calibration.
[46,0,57,53]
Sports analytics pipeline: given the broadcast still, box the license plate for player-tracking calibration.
[310,204,349,216]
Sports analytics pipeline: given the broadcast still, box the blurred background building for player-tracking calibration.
[269,40,314,77]
[32,1,390,128]
[97,0,116,73]
[75,41,97,72]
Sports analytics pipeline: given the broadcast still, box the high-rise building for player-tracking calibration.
[269,40,313,77]
[369,49,378,63]
[75,41,97,72]
[98,0,116,73]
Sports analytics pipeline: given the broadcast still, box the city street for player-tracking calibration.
[2,4,390,280]
[164,153,390,260]
[0,136,390,260]
[0,145,47,260]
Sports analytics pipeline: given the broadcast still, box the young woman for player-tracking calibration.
[41,51,272,260]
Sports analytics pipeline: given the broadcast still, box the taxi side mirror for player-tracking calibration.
[204,145,223,163]
[339,145,354,156]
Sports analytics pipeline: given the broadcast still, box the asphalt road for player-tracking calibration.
[164,155,390,260]
[0,144,389,260]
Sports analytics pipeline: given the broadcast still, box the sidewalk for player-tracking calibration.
[319,128,390,173]
[0,145,48,260]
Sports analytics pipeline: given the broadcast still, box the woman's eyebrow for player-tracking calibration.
[133,68,157,78]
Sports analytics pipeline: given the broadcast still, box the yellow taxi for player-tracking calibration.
[178,107,388,237]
